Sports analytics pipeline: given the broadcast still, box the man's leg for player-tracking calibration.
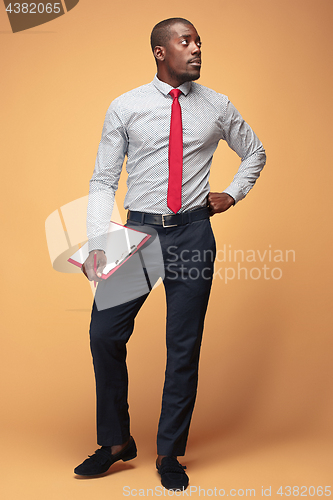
[89,292,149,447]
[74,288,149,476]
[156,218,216,458]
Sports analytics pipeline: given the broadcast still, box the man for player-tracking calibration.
[74,18,266,490]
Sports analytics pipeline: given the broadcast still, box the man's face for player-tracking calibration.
[162,22,202,85]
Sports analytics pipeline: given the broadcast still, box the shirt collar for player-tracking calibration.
[152,74,192,97]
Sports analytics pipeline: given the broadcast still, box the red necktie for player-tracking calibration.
[167,89,183,213]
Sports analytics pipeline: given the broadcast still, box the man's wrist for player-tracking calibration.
[89,249,105,254]
[224,193,236,206]
[222,191,236,206]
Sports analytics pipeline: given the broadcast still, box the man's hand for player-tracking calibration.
[208,192,235,216]
[81,250,107,282]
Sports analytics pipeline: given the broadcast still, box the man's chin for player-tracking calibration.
[181,70,201,82]
[190,72,201,81]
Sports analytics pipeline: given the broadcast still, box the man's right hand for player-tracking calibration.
[81,250,107,282]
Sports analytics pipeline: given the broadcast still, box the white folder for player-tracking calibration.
[68,221,151,279]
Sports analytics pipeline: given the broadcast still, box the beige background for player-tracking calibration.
[0,0,332,498]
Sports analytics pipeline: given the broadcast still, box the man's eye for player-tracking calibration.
[197,42,202,48]
[181,39,188,45]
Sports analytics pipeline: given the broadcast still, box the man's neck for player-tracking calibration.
[156,72,192,89]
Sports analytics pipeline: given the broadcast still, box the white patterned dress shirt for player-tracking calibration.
[87,75,266,252]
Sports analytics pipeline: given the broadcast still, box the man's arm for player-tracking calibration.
[210,100,266,215]
[83,101,128,281]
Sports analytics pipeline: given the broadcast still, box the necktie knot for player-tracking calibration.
[169,88,182,100]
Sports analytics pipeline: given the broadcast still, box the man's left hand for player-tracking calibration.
[208,192,235,216]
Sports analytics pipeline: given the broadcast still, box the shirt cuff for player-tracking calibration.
[88,234,108,253]
[222,184,245,205]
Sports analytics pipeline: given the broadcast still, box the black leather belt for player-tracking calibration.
[127,207,210,227]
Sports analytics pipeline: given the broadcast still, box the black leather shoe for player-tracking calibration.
[74,436,137,476]
[156,456,189,490]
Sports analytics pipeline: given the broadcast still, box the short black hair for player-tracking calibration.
[150,18,193,54]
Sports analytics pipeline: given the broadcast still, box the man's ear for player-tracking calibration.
[154,45,165,62]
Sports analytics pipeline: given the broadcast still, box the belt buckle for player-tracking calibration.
[162,214,177,228]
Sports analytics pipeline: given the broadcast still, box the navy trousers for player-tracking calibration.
[89,217,216,456]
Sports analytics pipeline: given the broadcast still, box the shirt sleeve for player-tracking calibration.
[87,101,128,252]
[221,100,266,204]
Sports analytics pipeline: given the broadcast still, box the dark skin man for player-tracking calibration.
[75,16,265,490]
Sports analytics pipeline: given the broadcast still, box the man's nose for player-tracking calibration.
[191,42,201,54]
